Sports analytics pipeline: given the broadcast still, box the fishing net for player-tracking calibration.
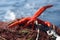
[0,0,60,40]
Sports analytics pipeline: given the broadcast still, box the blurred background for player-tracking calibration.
[0,0,60,27]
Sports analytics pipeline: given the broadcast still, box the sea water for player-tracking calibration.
[0,0,60,27]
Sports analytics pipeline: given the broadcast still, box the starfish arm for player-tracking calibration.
[32,5,53,19]
[24,5,53,28]
[37,18,52,27]
[8,17,31,28]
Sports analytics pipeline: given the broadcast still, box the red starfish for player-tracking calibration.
[8,5,53,29]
